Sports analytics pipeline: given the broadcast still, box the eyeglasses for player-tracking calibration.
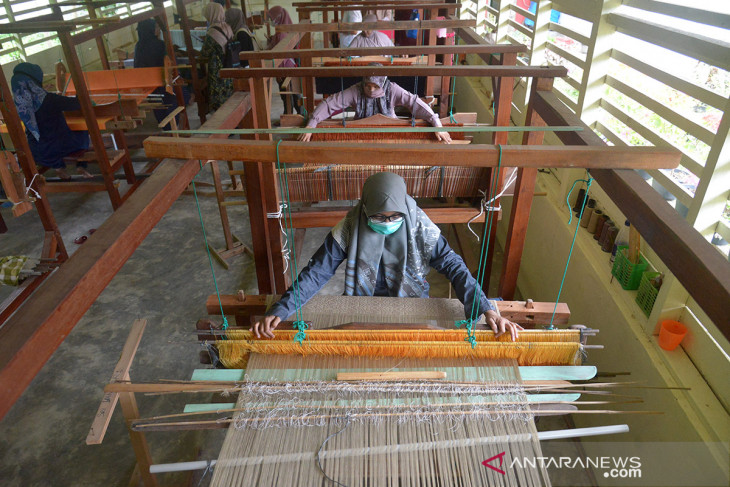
[368,213,404,223]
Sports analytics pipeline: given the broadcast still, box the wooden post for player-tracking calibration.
[58,30,122,209]
[113,129,136,185]
[86,4,110,70]
[299,31,315,115]
[156,4,190,129]
[439,29,454,117]
[498,77,553,299]
[247,61,289,293]
[424,7,438,98]
[175,0,207,123]
[119,388,158,486]
[481,51,517,293]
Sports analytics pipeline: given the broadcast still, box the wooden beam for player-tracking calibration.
[0,23,74,34]
[293,0,450,6]
[206,294,571,326]
[0,93,252,421]
[71,6,166,45]
[221,64,567,79]
[239,44,526,61]
[297,3,460,13]
[533,89,730,338]
[499,77,552,299]
[58,30,121,209]
[143,138,681,170]
[275,19,475,33]
[287,206,488,228]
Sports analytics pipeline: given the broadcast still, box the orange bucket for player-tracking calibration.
[658,320,687,351]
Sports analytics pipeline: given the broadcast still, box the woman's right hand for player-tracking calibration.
[298,132,313,142]
[250,315,281,338]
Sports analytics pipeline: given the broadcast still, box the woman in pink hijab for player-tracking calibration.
[267,6,302,113]
[348,13,394,48]
[299,65,451,143]
[201,2,234,112]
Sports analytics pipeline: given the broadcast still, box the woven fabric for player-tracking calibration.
[0,255,30,286]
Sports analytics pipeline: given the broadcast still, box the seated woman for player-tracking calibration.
[252,172,523,341]
[10,63,91,180]
[348,14,394,48]
[338,8,362,48]
[134,19,189,128]
[267,6,302,114]
[225,8,256,67]
[200,2,234,113]
[299,68,451,143]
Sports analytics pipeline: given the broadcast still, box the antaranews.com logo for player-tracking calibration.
[480,442,728,487]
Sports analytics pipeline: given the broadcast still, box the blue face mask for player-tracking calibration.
[368,219,404,235]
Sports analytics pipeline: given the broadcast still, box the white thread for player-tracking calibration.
[267,203,291,273]
[467,168,518,241]
[24,173,41,201]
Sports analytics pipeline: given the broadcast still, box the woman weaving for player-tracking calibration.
[252,172,522,341]
[10,63,92,180]
[298,67,452,144]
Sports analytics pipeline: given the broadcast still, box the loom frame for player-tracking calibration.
[1,29,725,441]
[86,312,596,487]
[163,35,678,297]
[0,0,188,209]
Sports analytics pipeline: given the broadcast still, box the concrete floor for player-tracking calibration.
[0,91,590,486]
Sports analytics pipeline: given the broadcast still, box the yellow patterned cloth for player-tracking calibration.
[0,255,30,286]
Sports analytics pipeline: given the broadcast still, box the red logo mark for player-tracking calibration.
[482,452,506,475]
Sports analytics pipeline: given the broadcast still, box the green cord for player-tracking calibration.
[274,140,308,343]
[449,34,460,124]
[192,160,229,330]
[549,175,593,328]
[458,145,503,348]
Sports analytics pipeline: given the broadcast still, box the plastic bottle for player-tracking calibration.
[611,220,631,263]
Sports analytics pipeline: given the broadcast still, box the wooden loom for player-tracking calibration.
[220,36,558,295]
[86,294,647,487]
[0,1,188,209]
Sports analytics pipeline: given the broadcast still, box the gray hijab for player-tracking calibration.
[331,172,441,297]
[356,63,394,119]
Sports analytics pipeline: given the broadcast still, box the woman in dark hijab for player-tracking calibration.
[225,7,255,67]
[133,19,188,128]
[10,63,91,180]
[252,172,522,340]
[133,19,167,68]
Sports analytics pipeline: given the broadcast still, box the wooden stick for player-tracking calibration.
[86,319,147,445]
[132,408,663,430]
[138,399,640,423]
[336,371,447,381]
[143,138,681,171]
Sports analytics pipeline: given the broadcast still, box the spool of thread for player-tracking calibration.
[580,200,597,228]
[593,214,608,240]
[572,189,586,214]
[587,209,603,233]
[599,220,614,247]
[602,225,618,252]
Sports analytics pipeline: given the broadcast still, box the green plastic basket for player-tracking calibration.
[635,271,660,317]
[611,245,648,290]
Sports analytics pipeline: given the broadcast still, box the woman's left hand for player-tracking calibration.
[435,131,452,144]
[484,310,523,341]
